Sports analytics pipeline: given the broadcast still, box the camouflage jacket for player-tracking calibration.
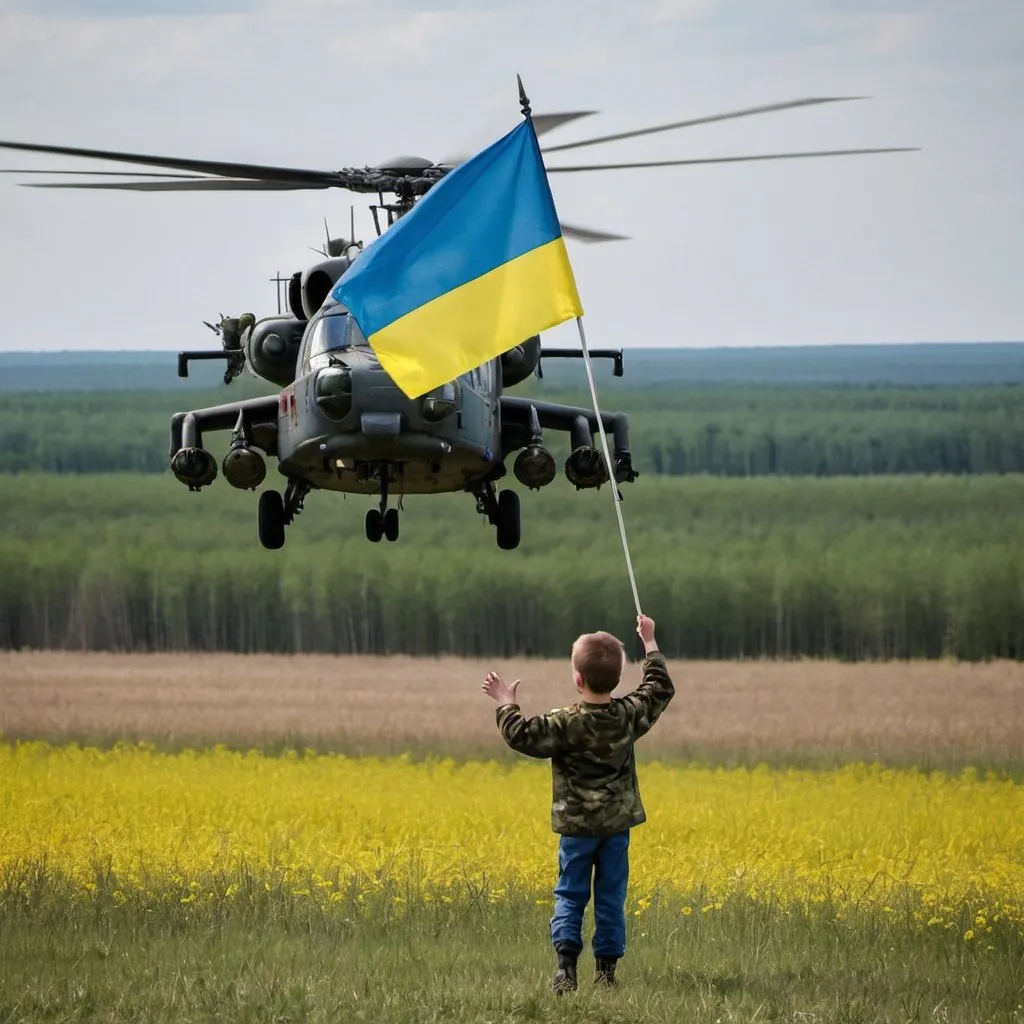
[495,651,675,837]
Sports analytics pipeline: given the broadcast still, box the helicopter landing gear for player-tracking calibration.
[258,490,285,550]
[366,508,400,542]
[365,463,401,542]
[257,479,309,550]
[496,489,521,550]
[365,505,399,542]
[473,480,521,550]
[365,509,384,543]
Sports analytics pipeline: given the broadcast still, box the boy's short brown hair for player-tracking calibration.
[571,631,625,694]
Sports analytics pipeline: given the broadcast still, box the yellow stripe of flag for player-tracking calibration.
[371,237,581,398]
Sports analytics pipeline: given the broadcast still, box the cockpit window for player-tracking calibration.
[302,311,368,373]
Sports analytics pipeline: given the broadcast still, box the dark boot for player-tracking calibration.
[594,957,618,986]
[552,944,580,995]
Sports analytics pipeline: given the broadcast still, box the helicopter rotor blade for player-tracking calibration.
[21,178,329,191]
[533,111,598,139]
[434,110,598,168]
[0,169,209,177]
[0,138,340,185]
[0,114,601,183]
[541,97,867,154]
[546,147,918,173]
[559,221,629,243]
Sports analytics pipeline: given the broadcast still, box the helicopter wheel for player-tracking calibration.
[258,490,286,550]
[365,508,384,543]
[495,489,521,551]
[383,508,399,542]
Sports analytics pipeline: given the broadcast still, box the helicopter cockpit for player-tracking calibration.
[301,307,370,374]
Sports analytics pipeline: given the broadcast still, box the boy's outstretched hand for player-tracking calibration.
[482,671,520,705]
[637,614,658,652]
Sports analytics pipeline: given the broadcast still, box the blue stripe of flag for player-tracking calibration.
[332,120,561,339]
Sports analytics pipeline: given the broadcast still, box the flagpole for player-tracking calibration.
[575,316,644,618]
[517,73,643,618]
[517,73,532,120]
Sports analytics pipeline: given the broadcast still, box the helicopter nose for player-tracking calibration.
[310,348,460,465]
[314,345,451,437]
[346,355,410,427]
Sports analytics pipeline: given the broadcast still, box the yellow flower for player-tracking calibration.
[0,743,1021,930]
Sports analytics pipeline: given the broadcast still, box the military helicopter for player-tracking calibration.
[0,96,914,550]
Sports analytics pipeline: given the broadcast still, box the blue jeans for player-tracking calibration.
[550,831,630,959]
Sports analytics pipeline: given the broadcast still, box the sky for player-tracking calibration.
[0,0,1020,352]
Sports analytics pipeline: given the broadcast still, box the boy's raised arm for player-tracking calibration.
[619,615,675,739]
[482,671,566,759]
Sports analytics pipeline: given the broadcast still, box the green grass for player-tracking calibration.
[1,895,1020,1023]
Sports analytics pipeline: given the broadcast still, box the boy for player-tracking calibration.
[481,614,674,994]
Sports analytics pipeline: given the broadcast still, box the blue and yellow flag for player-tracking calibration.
[331,119,583,398]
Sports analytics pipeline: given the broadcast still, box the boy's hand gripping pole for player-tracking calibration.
[575,317,643,618]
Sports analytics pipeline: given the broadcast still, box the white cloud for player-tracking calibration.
[0,8,249,81]
[867,13,930,54]
[0,0,251,12]
[805,10,932,56]
[324,8,486,72]
[649,0,714,24]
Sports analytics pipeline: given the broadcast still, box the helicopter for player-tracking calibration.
[0,95,915,550]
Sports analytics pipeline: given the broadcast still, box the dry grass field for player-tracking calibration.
[1,650,1021,767]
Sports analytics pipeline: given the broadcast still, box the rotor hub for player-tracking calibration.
[376,155,434,175]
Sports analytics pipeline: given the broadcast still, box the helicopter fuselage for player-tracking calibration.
[279,337,502,496]
[168,258,637,549]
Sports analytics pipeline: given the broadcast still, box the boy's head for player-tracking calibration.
[571,631,625,695]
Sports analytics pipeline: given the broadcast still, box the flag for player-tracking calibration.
[331,118,583,398]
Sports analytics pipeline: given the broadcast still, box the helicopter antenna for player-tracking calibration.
[350,204,355,246]
[269,273,289,314]
[324,217,331,251]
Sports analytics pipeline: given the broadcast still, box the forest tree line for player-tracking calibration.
[4,383,1024,477]
[2,473,1023,661]
[4,342,1024,390]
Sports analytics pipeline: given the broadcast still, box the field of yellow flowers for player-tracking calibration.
[2,741,1021,939]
